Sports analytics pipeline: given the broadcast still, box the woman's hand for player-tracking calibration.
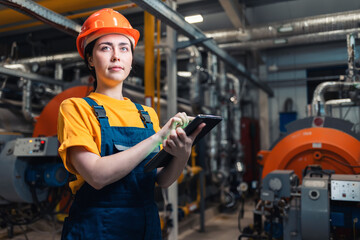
[156,113,205,188]
[155,112,193,143]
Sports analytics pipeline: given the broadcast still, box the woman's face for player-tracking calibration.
[88,34,133,88]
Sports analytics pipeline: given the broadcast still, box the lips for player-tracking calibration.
[109,66,124,71]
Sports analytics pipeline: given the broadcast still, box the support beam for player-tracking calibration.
[0,0,81,36]
[219,0,245,29]
[0,66,64,86]
[130,0,273,97]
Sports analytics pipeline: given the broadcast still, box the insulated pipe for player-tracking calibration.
[311,81,357,116]
[226,73,242,163]
[205,9,360,43]
[207,53,219,174]
[219,28,360,51]
[186,46,202,114]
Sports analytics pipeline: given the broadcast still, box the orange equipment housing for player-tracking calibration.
[258,117,360,181]
[33,85,93,137]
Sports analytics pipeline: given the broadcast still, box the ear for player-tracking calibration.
[88,55,94,67]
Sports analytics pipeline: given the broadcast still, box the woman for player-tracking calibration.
[57,8,204,240]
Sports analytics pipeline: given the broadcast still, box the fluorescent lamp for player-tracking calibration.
[185,14,203,24]
[177,71,192,77]
[278,25,293,33]
[273,38,287,45]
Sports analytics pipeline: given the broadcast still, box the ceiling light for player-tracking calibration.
[185,14,203,24]
[278,25,293,33]
[273,38,287,45]
[177,71,192,77]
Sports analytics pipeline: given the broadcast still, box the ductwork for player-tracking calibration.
[311,81,357,116]
[218,28,360,51]
[205,9,360,44]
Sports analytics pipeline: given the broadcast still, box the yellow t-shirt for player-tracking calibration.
[57,92,161,194]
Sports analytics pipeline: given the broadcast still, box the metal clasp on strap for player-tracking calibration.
[93,105,107,120]
[138,110,152,127]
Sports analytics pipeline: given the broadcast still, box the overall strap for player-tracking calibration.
[83,97,110,127]
[134,103,153,129]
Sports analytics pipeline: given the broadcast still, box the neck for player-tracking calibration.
[95,82,124,100]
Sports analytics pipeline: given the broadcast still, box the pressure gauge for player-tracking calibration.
[269,177,282,191]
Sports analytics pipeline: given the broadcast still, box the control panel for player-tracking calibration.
[331,175,360,202]
[13,137,59,157]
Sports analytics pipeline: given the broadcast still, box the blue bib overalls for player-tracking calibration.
[61,97,162,240]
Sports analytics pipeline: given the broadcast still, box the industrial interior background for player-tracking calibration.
[0,0,360,239]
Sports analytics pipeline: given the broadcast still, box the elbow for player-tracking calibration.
[88,175,108,190]
[156,178,172,189]
[157,182,170,189]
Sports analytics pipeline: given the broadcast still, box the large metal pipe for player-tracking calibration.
[311,81,357,116]
[219,28,360,51]
[205,9,360,44]
[187,46,202,114]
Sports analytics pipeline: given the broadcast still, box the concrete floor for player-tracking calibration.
[0,200,255,240]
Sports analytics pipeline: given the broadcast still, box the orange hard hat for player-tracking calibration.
[76,8,140,59]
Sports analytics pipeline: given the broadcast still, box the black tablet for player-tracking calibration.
[144,114,222,172]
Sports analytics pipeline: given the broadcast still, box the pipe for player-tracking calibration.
[311,81,357,116]
[1,64,36,121]
[187,46,202,114]
[144,11,155,107]
[205,9,360,43]
[218,61,230,184]
[346,33,356,82]
[219,28,360,51]
[22,78,34,121]
[226,73,242,162]
[207,53,219,174]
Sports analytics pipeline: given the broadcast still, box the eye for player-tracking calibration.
[121,46,129,52]
[100,45,111,51]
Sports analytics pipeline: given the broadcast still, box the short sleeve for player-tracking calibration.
[57,99,100,174]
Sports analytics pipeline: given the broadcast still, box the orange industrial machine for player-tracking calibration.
[258,116,360,180]
[240,115,360,240]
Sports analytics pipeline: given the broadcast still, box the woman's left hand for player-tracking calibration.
[162,113,205,160]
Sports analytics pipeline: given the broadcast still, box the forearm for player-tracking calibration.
[72,133,162,189]
[156,154,189,188]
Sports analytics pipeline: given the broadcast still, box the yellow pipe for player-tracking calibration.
[156,19,161,116]
[0,3,137,33]
[144,11,155,107]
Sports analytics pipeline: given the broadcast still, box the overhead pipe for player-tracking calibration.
[205,9,360,44]
[219,28,360,51]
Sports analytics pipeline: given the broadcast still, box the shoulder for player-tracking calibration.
[59,97,93,117]
[60,97,90,109]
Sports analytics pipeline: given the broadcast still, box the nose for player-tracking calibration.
[111,50,120,62]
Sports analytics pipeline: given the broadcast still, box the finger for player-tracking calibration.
[177,112,188,128]
[170,117,183,129]
[189,123,206,141]
[176,127,187,141]
[188,116,195,121]
[165,139,176,149]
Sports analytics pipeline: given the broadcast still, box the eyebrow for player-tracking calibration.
[98,42,130,47]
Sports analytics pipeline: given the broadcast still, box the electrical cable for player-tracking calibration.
[323,156,360,168]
